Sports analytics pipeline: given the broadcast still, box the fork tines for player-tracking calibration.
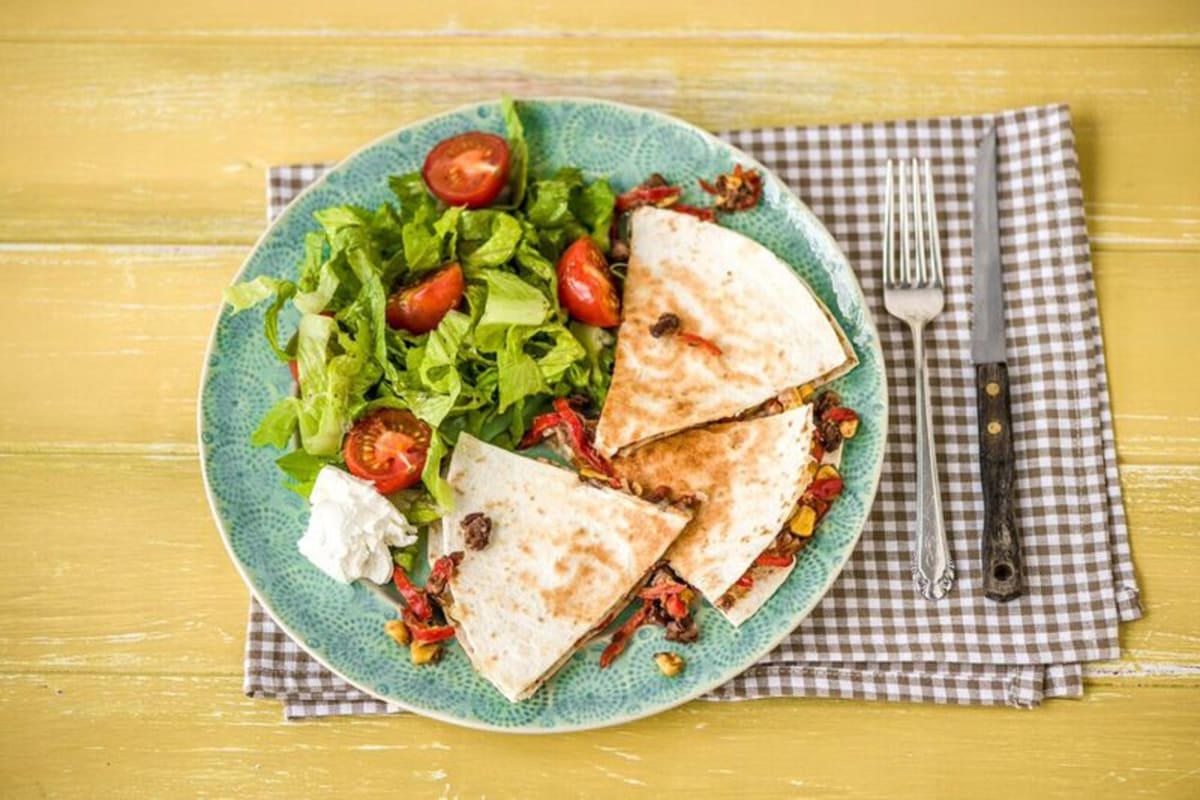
[883,159,944,289]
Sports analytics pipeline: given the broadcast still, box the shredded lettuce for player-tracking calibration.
[501,96,529,208]
[226,98,618,511]
[275,449,336,497]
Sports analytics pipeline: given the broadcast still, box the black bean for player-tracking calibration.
[461,513,492,551]
[649,312,681,338]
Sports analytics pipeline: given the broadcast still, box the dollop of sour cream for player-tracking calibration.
[297,466,418,584]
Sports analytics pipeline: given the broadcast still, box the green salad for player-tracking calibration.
[224,99,619,511]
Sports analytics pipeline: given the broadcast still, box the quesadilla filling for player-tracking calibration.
[717,390,859,610]
[613,173,717,224]
[600,565,700,668]
[519,396,620,485]
[699,164,764,212]
[386,551,463,665]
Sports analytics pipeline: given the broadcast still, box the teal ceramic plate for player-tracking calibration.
[199,98,886,733]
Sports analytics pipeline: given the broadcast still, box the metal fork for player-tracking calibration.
[882,158,954,600]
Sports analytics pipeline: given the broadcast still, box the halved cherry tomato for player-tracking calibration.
[344,409,431,494]
[386,263,464,334]
[422,132,510,208]
[557,236,620,328]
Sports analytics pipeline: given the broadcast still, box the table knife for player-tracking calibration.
[971,126,1023,602]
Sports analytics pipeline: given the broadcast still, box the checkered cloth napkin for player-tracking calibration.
[245,104,1141,718]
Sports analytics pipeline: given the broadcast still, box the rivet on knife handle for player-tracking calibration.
[976,362,1023,601]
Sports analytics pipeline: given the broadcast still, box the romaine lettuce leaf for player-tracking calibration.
[477,271,550,333]
[389,173,437,222]
[460,212,523,269]
[525,179,573,228]
[501,97,529,208]
[496,332,547,411]
[252,396,299,449]
[223,275,283,311]
[421,432,453,510]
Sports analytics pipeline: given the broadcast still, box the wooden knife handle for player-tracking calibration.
[976,362,1023,602]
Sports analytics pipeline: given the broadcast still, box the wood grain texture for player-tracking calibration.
[7,0,1199,41]
[2,673,1199,799]
[2,2,1198,796]
[0,43,1197,248]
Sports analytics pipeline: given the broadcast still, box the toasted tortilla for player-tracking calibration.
[594,206,856,456]
[435,434,691,703]
[611,404,816,624]
[716,440,845,625]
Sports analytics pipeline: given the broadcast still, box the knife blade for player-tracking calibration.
[971,125,1023,602]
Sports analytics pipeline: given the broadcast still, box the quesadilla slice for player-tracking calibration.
[434,434,692,703]
[594,206,857,456]
[612,404,816,624]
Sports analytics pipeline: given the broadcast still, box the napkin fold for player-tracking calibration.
[245,103,1140,718]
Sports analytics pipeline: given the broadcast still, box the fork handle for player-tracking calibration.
[975,362,1024,602]
[912,325,954,600]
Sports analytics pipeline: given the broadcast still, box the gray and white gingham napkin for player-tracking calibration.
[245,104,1140,718]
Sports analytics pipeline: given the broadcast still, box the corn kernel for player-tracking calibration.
[654,652,685,677]
[384,619,411,647]
[799,383,815,403]
[579,467,607,482]
[788,505,817,538]
[816,464,841,482]
[410,641,443,665]
[839,417,859,439]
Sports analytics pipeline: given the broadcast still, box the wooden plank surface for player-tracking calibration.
[10,1,1200,41]
[0,43,1197,248]
[2,1,1198,797]
[3,673,1199,799]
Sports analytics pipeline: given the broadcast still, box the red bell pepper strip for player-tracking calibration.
[755,553,796,569]
[808,477,844,502]
[402,609,456,644]
[552,398,615,478]
[519,410,563,449]
[428,554,460,587]
[637,582,689,600]
[599,602,651,669]
[615,185,681,212]
[735,573,755,589]
[663,592,689,621]
[392,566,432,621]
[678,332,723,357]
[824,407,858,423]
[671,204,716,222]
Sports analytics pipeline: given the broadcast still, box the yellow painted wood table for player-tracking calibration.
[2,2,1199,797]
